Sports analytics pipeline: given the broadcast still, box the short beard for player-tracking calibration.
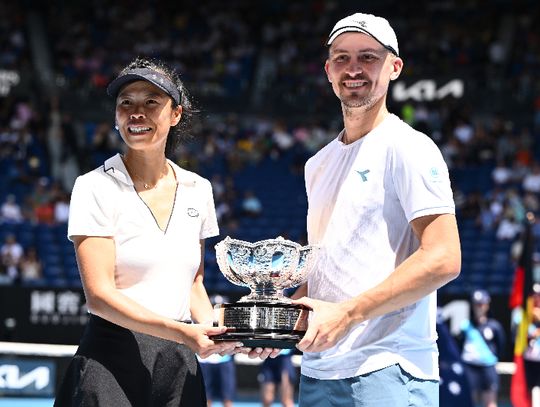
[340,93,374,117]
[341,94,373,108]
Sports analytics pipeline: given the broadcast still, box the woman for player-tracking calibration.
[54,57,243,406]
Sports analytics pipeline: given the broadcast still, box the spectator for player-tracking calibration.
[19,246,42,282]
[522,162,540,194]
[1,233,23,266]
[0,194,23,223]
[524,285,540,400]
[491,158,514,187]
[454,118,475,146]
[458,290,505,407]
[30,177,55,224]
[477,202,497,232]
[1,252,19,283]
[210,174,226,201]
[53,192,70,224]
[496,212,522,241]
[0,260,11,285]
[241,190,263,217]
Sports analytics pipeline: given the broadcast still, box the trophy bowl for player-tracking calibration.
[211,236,319,348]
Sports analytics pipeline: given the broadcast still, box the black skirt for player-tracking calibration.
[54,314,207,407]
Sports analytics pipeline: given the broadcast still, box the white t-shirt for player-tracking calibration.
[68,154,219,321]
[302,114,455,381]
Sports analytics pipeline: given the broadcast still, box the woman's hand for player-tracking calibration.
[180,324,244,359]
[246,347,282,360]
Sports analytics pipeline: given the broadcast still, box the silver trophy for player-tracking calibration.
[211,236,319,348]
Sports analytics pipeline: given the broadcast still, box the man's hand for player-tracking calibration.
[292,297,355,353]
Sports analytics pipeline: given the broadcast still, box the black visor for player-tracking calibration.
[107,68,181,105]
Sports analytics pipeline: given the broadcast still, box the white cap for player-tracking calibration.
[327,13,399,56]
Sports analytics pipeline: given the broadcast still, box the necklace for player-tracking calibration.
[122,156,168,190]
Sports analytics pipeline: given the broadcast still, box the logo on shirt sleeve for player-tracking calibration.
[429,166,443,183]
[187,208,199,217]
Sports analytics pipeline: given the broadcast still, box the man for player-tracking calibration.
[291,12,461,406]
[459,289,505,407]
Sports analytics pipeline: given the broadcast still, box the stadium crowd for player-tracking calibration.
[0,0,539,293]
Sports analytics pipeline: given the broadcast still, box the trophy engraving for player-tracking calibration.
[211,236,319,348]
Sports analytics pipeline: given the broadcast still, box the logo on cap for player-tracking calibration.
[353,20,367,28]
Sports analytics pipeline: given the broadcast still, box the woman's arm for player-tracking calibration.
[74,235,240,358]
[189,241,215,325]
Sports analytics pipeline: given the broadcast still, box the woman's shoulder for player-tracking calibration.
[74,154,127,190]
[169,161,212,189]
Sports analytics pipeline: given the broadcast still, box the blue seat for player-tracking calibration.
[43,265,64,279]
[65,265,80,278]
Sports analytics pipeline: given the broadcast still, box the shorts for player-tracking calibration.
[463,363,499,392]
[258,354,297,384]
[298,363,438,407]
[524,359,540,389]
[199,359,236,401]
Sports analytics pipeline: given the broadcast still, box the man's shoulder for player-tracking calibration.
[306,137,339,165]
[382,115,443,161]
[384,114,432,144]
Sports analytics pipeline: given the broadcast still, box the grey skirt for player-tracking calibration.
[54,314,206,407]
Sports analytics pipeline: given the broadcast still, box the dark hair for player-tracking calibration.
[117,57,197,158]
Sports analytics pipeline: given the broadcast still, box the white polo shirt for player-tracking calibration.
[302,114,455,380]
[68,154,219,321]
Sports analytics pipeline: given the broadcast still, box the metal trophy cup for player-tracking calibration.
[211,236,319,348]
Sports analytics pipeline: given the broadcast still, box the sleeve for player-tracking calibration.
[67,173,117,241]
[494,320,506,357]
[200,179,219,239]
[391,132,455,222]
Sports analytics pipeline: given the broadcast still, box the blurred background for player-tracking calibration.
[0,0,539,405]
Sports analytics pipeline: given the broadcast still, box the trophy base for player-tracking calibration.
[211,302,308,349]
[211,330,302,349]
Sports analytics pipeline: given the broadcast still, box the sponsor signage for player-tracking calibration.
[0,286,87,344]
[29,289,89,326]
[0,358,55,397]
[392,79,465,102]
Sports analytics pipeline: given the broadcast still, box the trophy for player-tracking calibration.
[211,236,319,348]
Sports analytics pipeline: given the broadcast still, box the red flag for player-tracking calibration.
[511,297,534,407]
[510,214,535,407]
[509,266,524,310]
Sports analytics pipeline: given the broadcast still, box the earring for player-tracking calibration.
[114,124,119,131]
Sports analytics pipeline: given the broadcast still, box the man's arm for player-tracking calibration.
[295,213,461,352]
